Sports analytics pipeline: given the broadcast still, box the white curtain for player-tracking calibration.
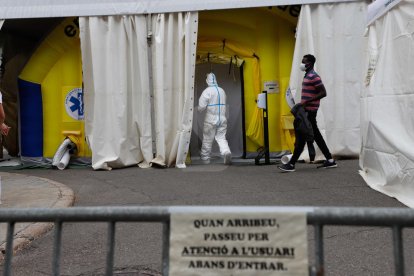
[289,2,367,160]
[0,20,4,71]
[151,12,198,168]
[80,15,153,170]
[80,12,198,170]
[360,0,414,208]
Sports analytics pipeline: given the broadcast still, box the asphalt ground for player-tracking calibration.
[0,158,411,275]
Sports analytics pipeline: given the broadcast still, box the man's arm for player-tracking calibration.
[0,104,9,136]
[303,84,327,106]
[0,103,5,124]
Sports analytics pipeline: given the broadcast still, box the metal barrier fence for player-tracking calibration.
[1,206,414,276]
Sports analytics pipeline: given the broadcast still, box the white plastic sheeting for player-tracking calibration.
[367,0,402,25]
[80,15,153,170]
[360,0,414,208]
[80,13,197,170]
[288,2,367,160]
[0,0,359,19]
[151,13,198,168]
[0,20,4,69]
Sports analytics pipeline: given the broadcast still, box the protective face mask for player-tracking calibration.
[300,63,307,71]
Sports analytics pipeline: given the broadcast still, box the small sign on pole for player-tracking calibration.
[169,211,308,275]
[264,81,279,94]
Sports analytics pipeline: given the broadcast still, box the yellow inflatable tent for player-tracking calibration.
[17,7,298,161]
[18,18,91,159]
[197,7,298,156]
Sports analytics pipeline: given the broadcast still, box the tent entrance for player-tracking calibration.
[190,63,245,160]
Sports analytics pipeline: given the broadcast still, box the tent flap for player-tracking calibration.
[361,0,414,207]
[150,12,198,168]
[289,2,367,160]
[81,12,198,170]
[80,15,153,170]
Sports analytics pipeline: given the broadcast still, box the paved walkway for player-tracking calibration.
[0,171,74,259]
[0,157,409,275]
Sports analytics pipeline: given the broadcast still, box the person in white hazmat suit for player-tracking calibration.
[198,73,232,165]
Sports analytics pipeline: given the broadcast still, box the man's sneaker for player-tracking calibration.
[224,152,232,165]
[317,160,338,169]
[278,163,295,172]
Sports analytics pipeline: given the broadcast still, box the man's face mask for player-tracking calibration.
[300,63,307,71]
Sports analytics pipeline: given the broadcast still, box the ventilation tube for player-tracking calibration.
[52,138,77,170]
[56,149,71,170]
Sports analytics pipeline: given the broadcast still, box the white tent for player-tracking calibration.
[290,0,414,208]
[80,13,198,170]
[2,0,410,207]
[0,0,360,170]
[360,0,414,208]
[288,1,368,160]
[0,0,359,19]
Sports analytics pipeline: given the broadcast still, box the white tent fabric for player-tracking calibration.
[80,15,153,170]
[151,12,198,168]
[367,0,402,25]
[288,2,367,160]
[360,0,414,208]
[0,0,359,19]
[80,13,197,170]
[0,20,4,68]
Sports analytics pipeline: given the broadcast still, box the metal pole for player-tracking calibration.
[263,91,270,164]
[162,220,171,276]
[392,225,404,276]
[52,220,63,276]
[105,221,116,276]
[314,223,324,276]
[3,222,15,276]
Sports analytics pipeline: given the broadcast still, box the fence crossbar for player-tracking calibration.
[1,206,413,276]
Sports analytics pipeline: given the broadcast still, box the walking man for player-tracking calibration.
[278,54,337,172]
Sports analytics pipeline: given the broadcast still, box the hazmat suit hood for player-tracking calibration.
[198,72,228,127]
[206,73,218,87]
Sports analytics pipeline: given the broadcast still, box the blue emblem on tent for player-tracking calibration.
[65,88,84,120]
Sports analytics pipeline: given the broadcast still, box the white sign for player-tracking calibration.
[169,212,308,276]
[264,81,279,94]
[65,88,84,121]
[285,87,296,109]
[257,93,267,109]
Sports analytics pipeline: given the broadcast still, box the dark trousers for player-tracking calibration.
[290,110,332,165]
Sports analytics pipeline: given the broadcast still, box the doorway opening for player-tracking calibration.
[190,63,245,161]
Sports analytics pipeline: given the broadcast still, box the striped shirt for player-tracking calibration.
[301,69,323,111]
